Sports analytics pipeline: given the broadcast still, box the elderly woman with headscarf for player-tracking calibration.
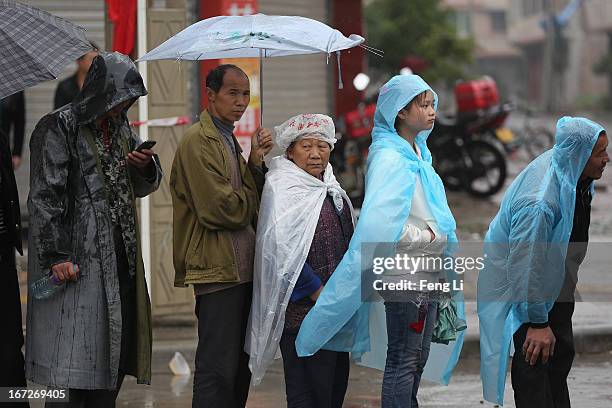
[246,114,356,408]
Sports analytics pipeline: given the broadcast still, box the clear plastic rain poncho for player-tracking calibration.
[246,114,355,385]
[295,75,465,385]
[477,117,605,405]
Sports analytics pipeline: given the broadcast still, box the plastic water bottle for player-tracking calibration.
[30,264,78,300]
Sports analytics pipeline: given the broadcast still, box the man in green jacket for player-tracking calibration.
[170,64,273,407]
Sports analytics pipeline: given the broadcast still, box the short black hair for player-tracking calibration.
[206,64,247,93]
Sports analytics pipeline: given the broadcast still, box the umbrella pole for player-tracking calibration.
[137,0,152,298]
[259,49,264,163]
[259,49,264,127]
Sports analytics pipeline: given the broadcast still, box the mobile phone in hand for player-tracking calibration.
[136,140,157,152]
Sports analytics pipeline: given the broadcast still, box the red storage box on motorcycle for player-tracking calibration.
[454,77,500,113]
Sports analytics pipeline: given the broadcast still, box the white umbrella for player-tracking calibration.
[138,13,379,122]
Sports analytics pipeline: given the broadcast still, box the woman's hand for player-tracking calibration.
[309,285,324,302]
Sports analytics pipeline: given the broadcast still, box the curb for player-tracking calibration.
[460,325,612,357]
[151,324,612,356]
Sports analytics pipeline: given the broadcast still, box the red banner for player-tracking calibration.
[106,0,137,56]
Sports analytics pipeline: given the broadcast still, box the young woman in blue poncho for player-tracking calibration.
[375,77,449,407]
[295,75,465,408]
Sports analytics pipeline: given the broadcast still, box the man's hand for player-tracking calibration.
[12,155,21,169]
[523,326,556,365]
[249,127,273,167]
[127,149,154,169]
[309,285,324,302]
[51,262,80,282]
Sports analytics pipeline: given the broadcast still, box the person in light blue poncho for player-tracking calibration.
[478,117,609,407]
[295,75,465,408]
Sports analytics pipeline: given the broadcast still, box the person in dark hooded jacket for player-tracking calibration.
[26,52,162,406]
[0,93,26,407]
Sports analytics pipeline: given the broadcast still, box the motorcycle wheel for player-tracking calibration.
[525,127,554,159]
[463,140,507,198]
[431,146,464,192]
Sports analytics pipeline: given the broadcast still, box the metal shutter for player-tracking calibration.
[258,0,332,128]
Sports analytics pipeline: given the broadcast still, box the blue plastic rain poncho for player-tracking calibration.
[295,75,465,385]
[477,117,605,405]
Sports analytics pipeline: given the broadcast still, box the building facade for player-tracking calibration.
[506,0,608,109]
[444,0,611,110]
[444,0,526,103]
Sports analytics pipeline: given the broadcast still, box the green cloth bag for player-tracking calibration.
[432,297,467,345]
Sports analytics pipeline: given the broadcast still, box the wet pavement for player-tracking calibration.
[107,349,612,407]
[22,328,611,407]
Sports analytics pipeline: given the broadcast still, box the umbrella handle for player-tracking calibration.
[259,49,264,163]
[259,49,264,127]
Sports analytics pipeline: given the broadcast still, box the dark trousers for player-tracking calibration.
[114,228,137,375]
[0,247,29,407]
[512,302,575,408]
[45,376,124,408]
[193,283,252,408]
[279,331,350,408]
[46,228,134,408]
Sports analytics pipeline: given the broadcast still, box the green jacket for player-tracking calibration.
[170,111,264,286]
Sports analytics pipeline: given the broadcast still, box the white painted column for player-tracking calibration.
[137,0,151,297]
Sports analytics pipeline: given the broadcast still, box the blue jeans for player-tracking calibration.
[381,295,438,408]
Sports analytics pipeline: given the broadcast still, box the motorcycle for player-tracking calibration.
[429,104,509,198]
[496,104,555,160]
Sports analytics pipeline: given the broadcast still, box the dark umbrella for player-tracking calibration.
[0,0,92,99]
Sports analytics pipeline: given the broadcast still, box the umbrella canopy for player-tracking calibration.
[138,13,375,126]
[0,0,92,99]
[138,13,366,61]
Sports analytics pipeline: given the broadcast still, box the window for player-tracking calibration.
[453,11,471,38]
[522,0,547,17]
[490,11,507,33]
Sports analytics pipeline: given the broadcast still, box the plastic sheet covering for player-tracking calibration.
[246,156,355,385]
[295,75,465,385]
[478,117,605,405]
